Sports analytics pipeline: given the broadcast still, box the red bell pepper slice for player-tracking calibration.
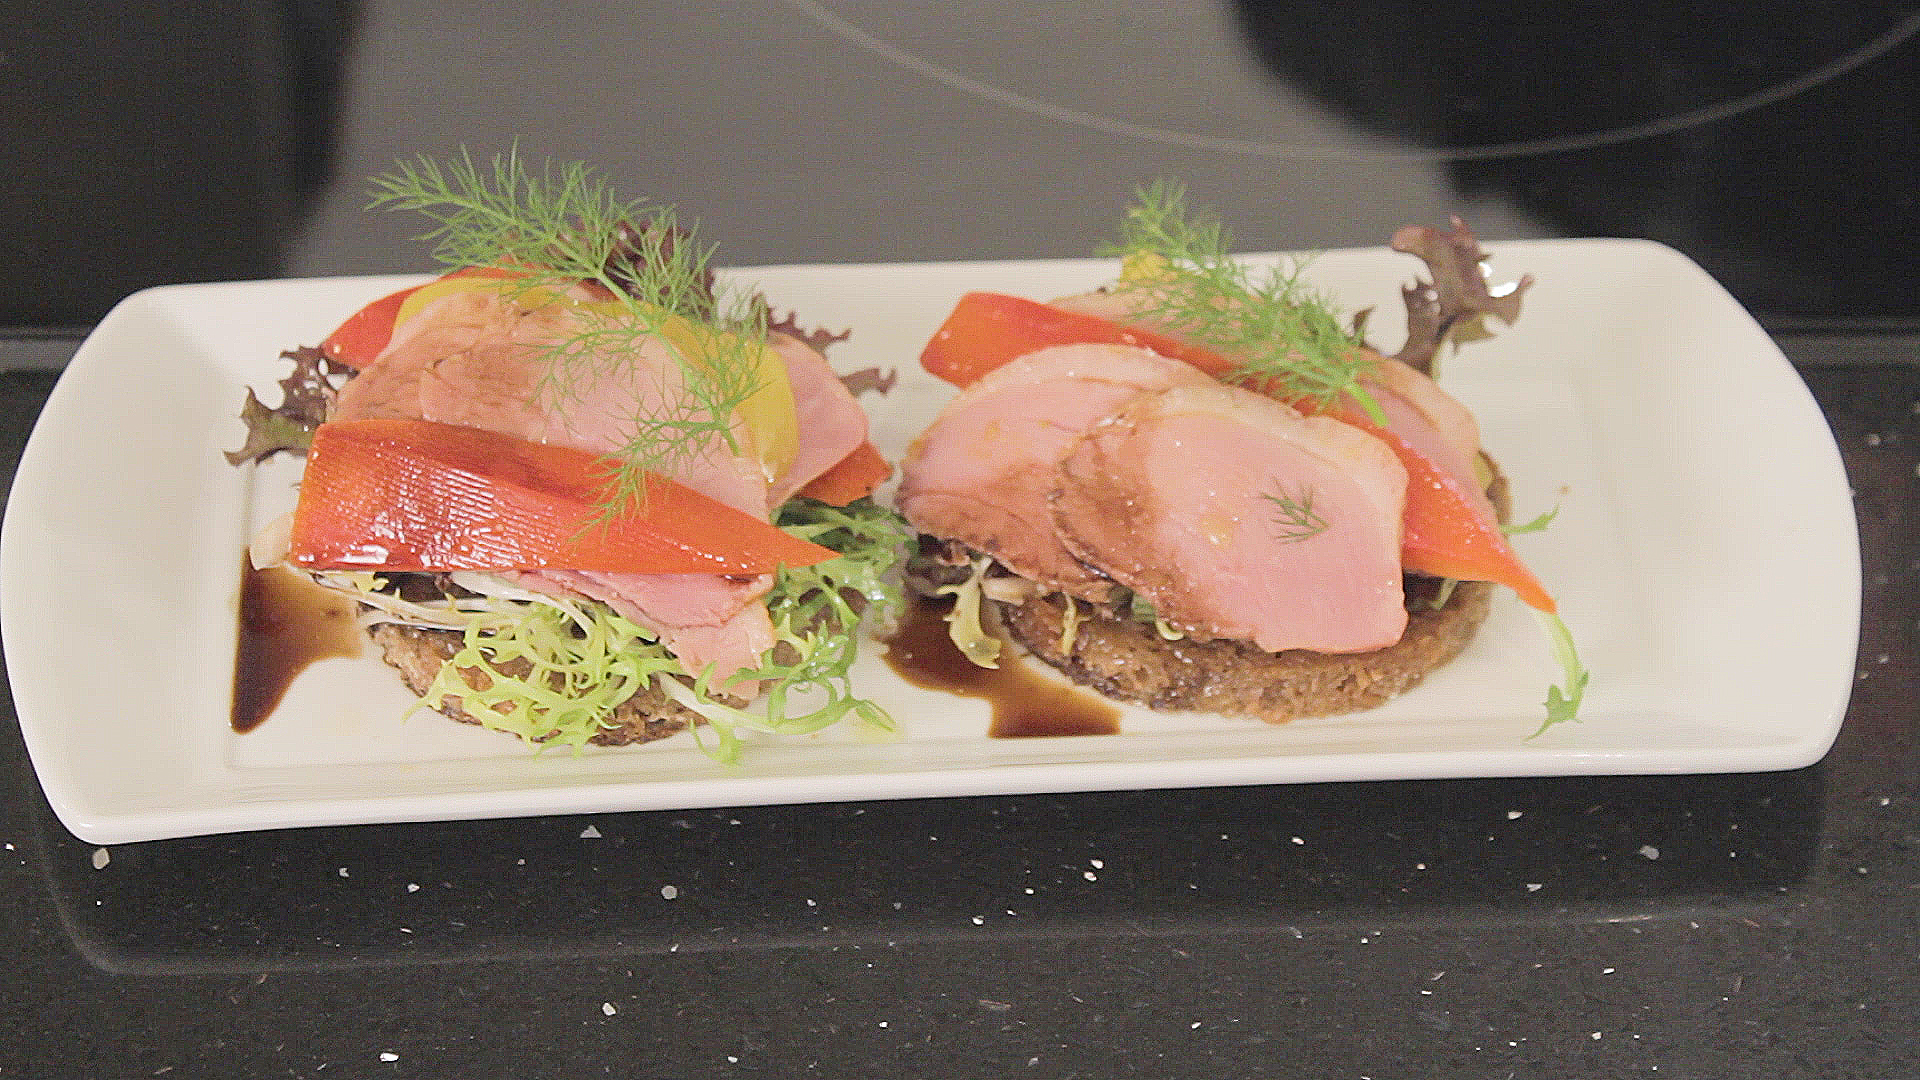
[919,291,1229,388]
[796,439,892,505]
[1317,404,1556,613]
[288,419,838,575]
[320,283,421,368]
[916,291,1556,611]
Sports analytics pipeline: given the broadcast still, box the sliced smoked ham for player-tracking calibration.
[1054,290,1496,510]
[896,343,1215,599]
[765,331,871,507]
[330,284,790,679]
[1356,353,1494,509]
[1051,382,1409,654]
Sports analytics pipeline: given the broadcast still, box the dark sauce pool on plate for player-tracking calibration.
[231,560,363,732]
[883,595,1120,737]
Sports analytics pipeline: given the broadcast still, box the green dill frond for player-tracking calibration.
[1099,180,1379,415]
[1260,484,1330,543]
[366,148,767,512]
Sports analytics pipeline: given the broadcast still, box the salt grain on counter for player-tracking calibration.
[1089,858,1104,869]
[1083,871,1097,881]
[91,848,109,870]
[379,1052,398,1063]
[1507,811,1523,820]
[1525,883,1543,892]
[659,885,679,900]
[1640,845,1661,860]
[602,1002,616,1016]
[579,825,601,839]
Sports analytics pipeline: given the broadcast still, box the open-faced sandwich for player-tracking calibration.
[896,184,1585,732]
[229,153,909,758]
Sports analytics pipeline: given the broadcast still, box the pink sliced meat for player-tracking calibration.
[896,343,1216,598]
[1052,293,1495,520]
[339,286,772,514]
[765,331,870,507]
[1360,354,1493,517]
[334,284,784,681]
[332,288,509,423]
[1052,382,1409,654]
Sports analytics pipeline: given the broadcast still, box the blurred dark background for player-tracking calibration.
[4,1,1917,333]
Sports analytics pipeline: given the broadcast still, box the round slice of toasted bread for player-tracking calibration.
[368,623,700,746]
[994,577,1492,722]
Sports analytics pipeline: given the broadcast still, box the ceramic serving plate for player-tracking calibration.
[0,240,1859,843]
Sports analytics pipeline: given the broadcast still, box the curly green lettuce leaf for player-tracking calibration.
[934,556,1004,669]
[1502,502,1562,537]
[1530,610,1590,737]
[419,601,680,749]
[470,496,905,759]
[308,496,913,761]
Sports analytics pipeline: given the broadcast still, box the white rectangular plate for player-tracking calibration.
[2,240,1859,844]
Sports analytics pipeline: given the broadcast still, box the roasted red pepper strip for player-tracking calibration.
[1315,404,1556,613]
[796,439,892,505]
[919,291,1226,388]
[320,282,421,368]
[916,291,1556,611]
[288,419,838,574]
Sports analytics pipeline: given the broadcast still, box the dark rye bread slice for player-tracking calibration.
[995,577,1492,721]
[933,457,1513,723]
[368,623,702,746]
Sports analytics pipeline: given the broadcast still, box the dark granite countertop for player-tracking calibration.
[3,3,1917,1076]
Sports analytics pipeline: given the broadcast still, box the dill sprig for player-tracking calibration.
[1260,484,1330,543]
[1098,181,1379,416]
[365,148,765,512]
